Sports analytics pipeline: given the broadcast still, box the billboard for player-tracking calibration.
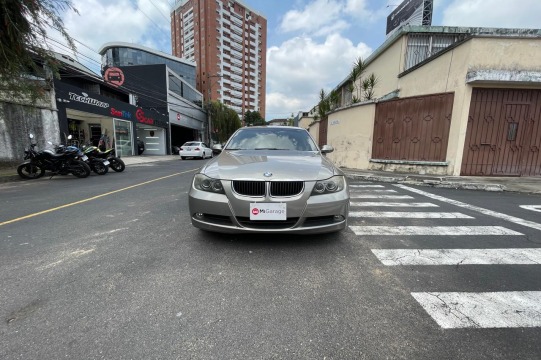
[386,0,433,35]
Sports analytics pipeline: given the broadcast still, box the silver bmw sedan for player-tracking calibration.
[188,126,350,234]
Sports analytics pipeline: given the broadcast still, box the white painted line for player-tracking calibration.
[350,195,414,199]
[411,291,541,328]
[349,185,385,188]
[350,189,398,193]
[372,248,541,265]
[348,181,374,184]
[350,202,439,207]
[395,184,541,232]
[349,211,473,219]
[520,205,541,213]
[349,226,522,236]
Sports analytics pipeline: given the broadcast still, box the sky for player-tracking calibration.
[51,0,541,120]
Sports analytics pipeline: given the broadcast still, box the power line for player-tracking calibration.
[148,0,171,23]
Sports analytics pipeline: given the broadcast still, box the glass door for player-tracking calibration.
[113,119,133,157]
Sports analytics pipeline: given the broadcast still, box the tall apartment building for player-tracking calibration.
[171,0,267,119]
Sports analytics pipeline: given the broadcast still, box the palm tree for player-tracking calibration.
[362,73,379,100]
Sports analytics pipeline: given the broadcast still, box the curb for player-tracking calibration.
[344,173,506,192]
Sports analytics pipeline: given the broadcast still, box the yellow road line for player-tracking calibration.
[0,169,197,227]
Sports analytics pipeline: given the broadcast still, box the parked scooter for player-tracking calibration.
[17,134,91,179]
[81,144,126,172]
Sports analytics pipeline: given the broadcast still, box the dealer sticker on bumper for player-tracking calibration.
[250,203,286,220]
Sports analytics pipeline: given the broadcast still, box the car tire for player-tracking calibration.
[181,156,186,160]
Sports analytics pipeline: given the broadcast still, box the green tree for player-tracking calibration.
[244,110,265,126]
[0,0,79,102]
[207,101,241,144]
[315,88,330,121]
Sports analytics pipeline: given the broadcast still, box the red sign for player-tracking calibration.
[136,108,154,125]
[252,208,259,216]
[104,67,125,87]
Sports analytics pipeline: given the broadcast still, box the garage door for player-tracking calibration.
[461,89,541,176]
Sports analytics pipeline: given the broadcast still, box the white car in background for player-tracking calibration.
[179,141,213,160]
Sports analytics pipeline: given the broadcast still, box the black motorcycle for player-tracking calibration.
[17,134,91,179]
[81,144,125,172]
[58,144,109,175]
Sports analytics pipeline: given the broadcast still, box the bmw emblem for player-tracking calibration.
[264,172,272,177]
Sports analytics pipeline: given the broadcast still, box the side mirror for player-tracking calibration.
[320,145,334,154]
[212,144,223,154]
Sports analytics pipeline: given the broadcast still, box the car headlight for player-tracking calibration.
[193,173,225,194]
[311,176,345,195]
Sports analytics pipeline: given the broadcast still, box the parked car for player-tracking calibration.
[179,141,213,160]
[188,126,350,234]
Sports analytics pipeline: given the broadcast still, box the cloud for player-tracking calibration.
[266,34,372,118]
[48,0,172,72]
[280,0,344,35]
[442,0,541,28]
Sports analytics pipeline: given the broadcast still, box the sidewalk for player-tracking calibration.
[2,155,540,194]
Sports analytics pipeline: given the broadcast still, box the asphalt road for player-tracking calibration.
[1,160,540,359]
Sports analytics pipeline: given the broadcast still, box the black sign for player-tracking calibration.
[386,0,424,35]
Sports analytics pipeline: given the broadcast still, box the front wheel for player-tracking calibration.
[17,163,45,179]
[70,160,91,178]
[92,160,109,175]
[109,157,125,172]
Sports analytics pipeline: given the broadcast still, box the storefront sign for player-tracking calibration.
[111,108,132,119]
[69,92,109,108]
[136,108,154,125]
[104,67,125,87]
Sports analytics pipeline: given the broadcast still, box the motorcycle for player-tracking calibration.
[17,134,91,179]
[81,144,125,172]
[58,144,109,175]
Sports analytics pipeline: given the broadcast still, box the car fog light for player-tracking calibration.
[195,213,204,219]
[333,215,344,221]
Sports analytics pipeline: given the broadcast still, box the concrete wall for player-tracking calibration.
[326,103,375,169]
[307,120,320,145]
[0,91,60,167]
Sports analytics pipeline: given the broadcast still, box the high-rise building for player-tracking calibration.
[171,0,267,119]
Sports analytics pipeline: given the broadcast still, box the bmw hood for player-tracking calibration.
[201,150,341,181]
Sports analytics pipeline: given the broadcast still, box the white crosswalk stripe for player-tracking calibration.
[349,185,385,188]
[348,181,540,329]
[372,248,541,265]
[411,291,541,328]
[350,189,398,193]
[350,202,439,207]
[350,194,414,199]
[350,226,522,236]
[349,211,473,219]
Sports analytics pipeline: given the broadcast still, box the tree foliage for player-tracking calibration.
[0,0,79,102]
[207,101,241,144]
[243,110,265,126]
[348,56,378,103]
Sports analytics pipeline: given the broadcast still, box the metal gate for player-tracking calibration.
[372,93,454,161]
[461,89,541,176]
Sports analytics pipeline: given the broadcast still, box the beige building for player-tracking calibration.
[171,0,267,119]
[320,25,541,177]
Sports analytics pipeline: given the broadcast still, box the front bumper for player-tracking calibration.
[188,184,349,234]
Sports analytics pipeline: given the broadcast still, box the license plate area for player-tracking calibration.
[250,203,286,220]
